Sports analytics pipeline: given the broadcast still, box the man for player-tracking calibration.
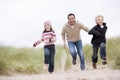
[61,13,89,70]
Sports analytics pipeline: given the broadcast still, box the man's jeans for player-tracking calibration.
[68,40,85,70]
[92,42,106,63]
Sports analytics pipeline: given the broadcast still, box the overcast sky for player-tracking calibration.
[0,0,120,47]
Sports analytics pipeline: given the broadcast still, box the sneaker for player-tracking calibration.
[49,72,53,74]
[43,64,49,70]
[93,63,97,69]
[72,59,76,65]
[81,66,85,70]
[102,60,107,65]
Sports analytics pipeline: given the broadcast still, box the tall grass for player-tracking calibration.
[106,37,120,69]
[63,48,72,70]
[0,36,120,75]
[0,45,65,75]
[83,44,92,63]
[0,46,44,75]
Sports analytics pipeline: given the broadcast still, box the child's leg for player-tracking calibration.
[48,53,55,73]
[92,45,99,63]
[100,42,107,65]
[43,64,49,70]
[48,45,55,73]
[92,44,99,69]
[44,47,50,69]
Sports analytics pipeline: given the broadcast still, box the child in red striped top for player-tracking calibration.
[33,20,56,73]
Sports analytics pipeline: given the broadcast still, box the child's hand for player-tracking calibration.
[49,38,52,42]
[33,43,36,47]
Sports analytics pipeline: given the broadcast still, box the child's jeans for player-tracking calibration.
[92,42,106,63]
[44,44,55,73]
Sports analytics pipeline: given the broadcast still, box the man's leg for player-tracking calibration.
[75,40,85,70]
[68,41,77,65]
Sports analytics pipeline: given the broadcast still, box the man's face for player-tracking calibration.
[68,15,76,26]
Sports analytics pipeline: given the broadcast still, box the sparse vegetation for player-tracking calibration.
[0,46,65,75]
[0,36,120,75]
[107,37,120,69]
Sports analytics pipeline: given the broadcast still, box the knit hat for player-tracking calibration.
[44,20,51,26]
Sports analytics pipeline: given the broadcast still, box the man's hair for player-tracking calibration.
[67,13,75,19]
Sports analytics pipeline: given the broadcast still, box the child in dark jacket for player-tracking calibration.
[88,15,107,69]
[33,20,56,73]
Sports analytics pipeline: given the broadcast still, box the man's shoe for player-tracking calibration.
[72,59,76,65]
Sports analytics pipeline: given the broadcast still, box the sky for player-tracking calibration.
[0,0,120,47]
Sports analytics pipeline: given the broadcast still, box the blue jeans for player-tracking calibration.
[44,44,55,73]
[68,40,85,70]
[92,42,106,63]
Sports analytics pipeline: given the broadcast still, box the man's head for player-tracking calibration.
[67,13,76,26]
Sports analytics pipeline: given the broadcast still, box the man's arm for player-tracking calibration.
[78,22,90,32]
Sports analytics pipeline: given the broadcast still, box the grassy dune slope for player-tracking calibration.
[0,37,120,75]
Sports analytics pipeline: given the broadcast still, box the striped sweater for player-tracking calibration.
[34,31,56,46]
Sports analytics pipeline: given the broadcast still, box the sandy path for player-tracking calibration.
[0,65,120,80]
[0,52,120,80]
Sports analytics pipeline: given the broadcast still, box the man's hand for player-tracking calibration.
[64,43,67,48]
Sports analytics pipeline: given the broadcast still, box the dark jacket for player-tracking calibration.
[88,23,107,44]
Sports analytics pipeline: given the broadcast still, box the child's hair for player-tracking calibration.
[43,26,53,33]
[95,15,104,24]
[43,20,54,33]
[95,15,104,21]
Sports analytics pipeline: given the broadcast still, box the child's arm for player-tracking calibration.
[33,39,42,47]
[88,29,101,36]
[88,28,101,36]
[51,32,56,42]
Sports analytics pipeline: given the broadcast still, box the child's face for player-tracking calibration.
[96,17,104,26]
[44,25,51,31]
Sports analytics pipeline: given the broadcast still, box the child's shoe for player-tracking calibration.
[43,64,49,70]
[49,72,53,74]
[93,63,97,69]
[102,60,107,65]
